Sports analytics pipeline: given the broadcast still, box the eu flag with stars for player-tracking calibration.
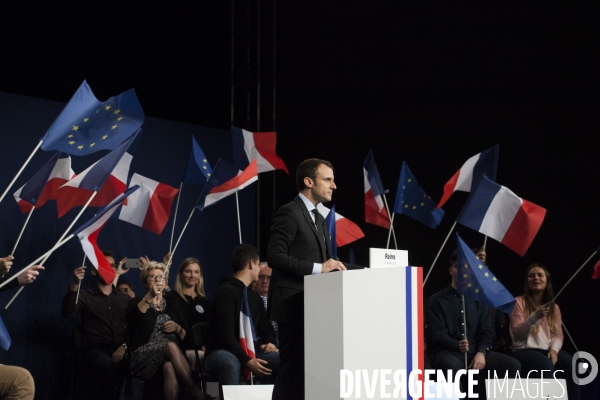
[393,161,444,229]
[456,233,516,313]
[40,80,144,156]
[183,135,213,184]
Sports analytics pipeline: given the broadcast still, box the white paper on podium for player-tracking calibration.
[369,247,409,268]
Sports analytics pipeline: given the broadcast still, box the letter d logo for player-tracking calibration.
[573,351,598,386]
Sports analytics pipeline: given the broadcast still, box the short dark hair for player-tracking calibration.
[448,247,479,265]
[102,249,115,260]
[117,280,132,289]
[231,244,259,274]
[295,158,334,192]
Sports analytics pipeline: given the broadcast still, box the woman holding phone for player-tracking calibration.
[509,263,579,399]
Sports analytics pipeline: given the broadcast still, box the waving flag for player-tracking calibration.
[456,234,516,313]
[317,203,365,248]
[438,145,499,208]
[593,259,600,280]
[457,175,546,256]
[118,174,179,234]
[324,204,338,259]
[393,161,444,229]
[74,186,139,284]
[0,316,11,351]
[56,132,140,217]
[363,150,390,229]
[40,81,144,156]
[239,287,257,380]
[13,152,75,213]
[232,127,288,174]
[195,159,258,212]
[183,135,213,184]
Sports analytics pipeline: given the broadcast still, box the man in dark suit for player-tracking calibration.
[267,158,350,400]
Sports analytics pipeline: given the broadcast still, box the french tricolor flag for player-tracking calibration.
[195,159,258,212]
[118,173,179,235]
[317,203,365,248]
[239,287,257,380]
[56,132,139,217]
[74,186,139,285]
[13,152,75,213]
[363,150,390,229]
[438,145,499,208]
[457,175,546,256]
[232,127,288,174]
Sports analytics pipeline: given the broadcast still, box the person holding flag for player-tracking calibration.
[509,263,579,400]
[428,246,520,396]
[205,244,278,400]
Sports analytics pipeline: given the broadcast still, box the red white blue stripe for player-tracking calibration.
[239,287,256,380]
[363,150,390,229]
[405,266,424,400]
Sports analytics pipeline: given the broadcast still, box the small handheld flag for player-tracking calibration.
[456,233,516,313]
[393,161,444,229]
[317,203,365,248]
[438,145,499,208]
[239,287,257,380]
[40,81,144,156]
[457,175,546,256]
[232,127,288,174]
[0,316,11,351]
[363,150,390,229]
[183,135,213,184]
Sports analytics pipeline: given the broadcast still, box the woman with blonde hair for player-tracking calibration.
[510,263,578,400]
[127,261,203,400]
[165,257,211,362]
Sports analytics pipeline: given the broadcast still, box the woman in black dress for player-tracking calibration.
[127,261,203,400]
[165,257,210,363]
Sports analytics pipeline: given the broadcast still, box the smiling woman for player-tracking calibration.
[509,263,580,400]
[165,257,211,363]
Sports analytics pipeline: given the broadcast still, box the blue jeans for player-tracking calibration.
[513,348,579,400]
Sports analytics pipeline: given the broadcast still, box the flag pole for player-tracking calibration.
[11,206,36,256]
[0,141,43,205]
[561,322,579,353]
[382,194,398,249]
[235,192,243,244]
[75,253,87,304]
[0,234,74,291]
[553,249,598,302]
[483,235,488,249]
[423,221,457,287]
[386,213,396,250]
[462,295,468,370]
[169,182,183,252]
[165,208,196,277]
[4,192,98,306]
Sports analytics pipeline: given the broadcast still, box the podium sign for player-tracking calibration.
[369,248,409,269]
[305,267,423,399]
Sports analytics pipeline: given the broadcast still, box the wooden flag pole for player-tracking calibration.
[0,141,42,205]
[4,192,97,307]
[553,249,598,302]
[169,182,183,253]
[165,208,196,277]
[462,295,468,370]
[561,322,579,353]
[235,192,243,244]
[386,213,396,250]
[75,253,88,304]
[11,206,36,256]
[423,221,457,287]
[382,194,398,250]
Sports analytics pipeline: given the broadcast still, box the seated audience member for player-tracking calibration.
[205,244,279,399]
[61,250,128,400]
[127,261,203,400]
[252,261,279,347]
[428,249,520,395]
[117,280,136,299]
[510,263,579,400]
[0,255,44,400]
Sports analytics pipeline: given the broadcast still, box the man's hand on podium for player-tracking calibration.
[246,358,272,377]
[322,259,346,273]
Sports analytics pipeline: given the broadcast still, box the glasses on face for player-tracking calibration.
[148,274,165,282]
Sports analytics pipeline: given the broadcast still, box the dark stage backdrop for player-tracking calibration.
[0,92,256,398]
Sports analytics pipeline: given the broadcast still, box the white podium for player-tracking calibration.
[305,267,424,399]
